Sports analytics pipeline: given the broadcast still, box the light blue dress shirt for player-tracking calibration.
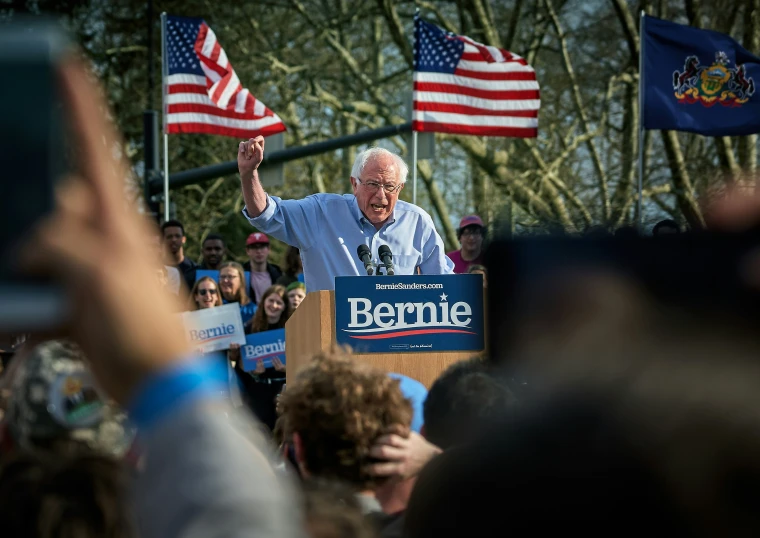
[242,193,454,291]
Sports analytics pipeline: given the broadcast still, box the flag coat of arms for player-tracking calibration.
[163,15,286,138]
[412,15,540,138]
[643,15,760,136]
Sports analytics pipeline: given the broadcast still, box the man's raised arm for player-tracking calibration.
[238,136,269,218]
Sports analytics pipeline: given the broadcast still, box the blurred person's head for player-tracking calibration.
[301,479,378,538]
[201,234,225,269]
[456,215,485,255]
[614,225,639,238]
[279,348,413,490]
[284,246,303,277]
[250,285,290,332]
[0,448,134,538]
[160,220,186,259]
[218,262,250,306]
[0,340,134,461]
[652,218,680,235]
[467,264,487,287]
[189,276,222,310]
[286,281,306,310]
[246,232,271,267]
[422,357,516,449]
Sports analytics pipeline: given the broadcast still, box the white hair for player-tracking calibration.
[350,147,409,184]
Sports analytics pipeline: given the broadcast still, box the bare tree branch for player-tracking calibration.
[545,0,611,221]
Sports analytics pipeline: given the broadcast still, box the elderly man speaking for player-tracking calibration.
[238,136,453,291]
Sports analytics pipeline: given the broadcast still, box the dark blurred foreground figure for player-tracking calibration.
[0,446,133,538]
[406,350,760,536]
[422,357,517,450]
[432,228,760,537]
[652,218,680,235]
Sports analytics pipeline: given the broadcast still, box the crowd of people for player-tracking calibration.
[0,41,749,538]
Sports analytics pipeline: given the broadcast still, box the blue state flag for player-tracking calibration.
[643,15,760,136]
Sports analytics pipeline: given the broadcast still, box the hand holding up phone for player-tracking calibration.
[20,57,189,405]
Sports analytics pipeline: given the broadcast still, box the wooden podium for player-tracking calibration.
[285,290,484,388]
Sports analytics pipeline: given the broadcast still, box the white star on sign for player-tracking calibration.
[440,293,448,302]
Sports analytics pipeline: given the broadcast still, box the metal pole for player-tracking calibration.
[637,11,646,231]
[160,12,169,222]
[147,0,155,109]
[412,130,418,205]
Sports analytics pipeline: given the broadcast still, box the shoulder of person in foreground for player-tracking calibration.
[132,383,304,538]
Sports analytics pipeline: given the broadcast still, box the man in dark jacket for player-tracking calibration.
[242,232,282,304]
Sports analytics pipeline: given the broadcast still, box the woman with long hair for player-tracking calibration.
[187,276,222,311]
[218,261,256,324]
[232,285,291,431]
[247,285,291,333]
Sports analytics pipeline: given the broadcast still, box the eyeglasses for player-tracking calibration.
[461,228,483,237]
[219,274,239,281]
[355,177,402,194]
[198,288,218,296]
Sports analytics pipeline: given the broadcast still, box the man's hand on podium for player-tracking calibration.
[365,424,442,480]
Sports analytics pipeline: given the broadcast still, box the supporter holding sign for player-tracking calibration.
[230,285,291,430]
[219,261,257,325]
[187,276,222,310]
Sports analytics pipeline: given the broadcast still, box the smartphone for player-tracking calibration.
[0,20,70,330]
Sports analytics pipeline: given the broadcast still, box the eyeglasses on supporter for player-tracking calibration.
[355,177,402,194]
[219,274,239,281]
[198,288,218,296]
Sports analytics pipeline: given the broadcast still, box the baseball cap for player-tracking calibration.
[388,373,428,433]
[458,215,485,231]
[4,340,135,458]
[246,232,270,246]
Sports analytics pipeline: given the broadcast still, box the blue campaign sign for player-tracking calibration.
[241,329,286,371]
[334,275,485,353]
[196,269,251,293]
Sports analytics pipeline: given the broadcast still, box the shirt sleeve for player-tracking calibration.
[242,195,320,251]
[417,215,455,275]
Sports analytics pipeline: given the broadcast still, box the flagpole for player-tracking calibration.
[161,12,170,222]
[637,10,646,231]
[412,130,418,205]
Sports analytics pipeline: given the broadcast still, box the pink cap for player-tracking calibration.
[458,215,485,230]
[246,232,270,246]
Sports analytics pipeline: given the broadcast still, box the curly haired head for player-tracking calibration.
[280,348,413,490]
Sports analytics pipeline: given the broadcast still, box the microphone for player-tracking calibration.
[357,244,374,275]
[378,245,395,276]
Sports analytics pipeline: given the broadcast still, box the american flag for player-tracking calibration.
[164,15,286,138]
[413,15,539,138]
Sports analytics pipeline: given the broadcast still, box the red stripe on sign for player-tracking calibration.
[413,101,538,117]
[414,81,540,100]
[412,121,537,138]
[349,328,477,340]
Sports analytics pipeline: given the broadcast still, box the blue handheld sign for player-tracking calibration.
[241,329,286,371]
[334,275,484,353]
